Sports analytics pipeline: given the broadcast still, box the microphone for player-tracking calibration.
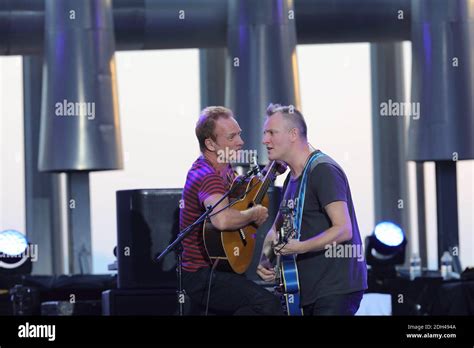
[241,166,258,181]
[249,154,261,177]
[235,156,260,184]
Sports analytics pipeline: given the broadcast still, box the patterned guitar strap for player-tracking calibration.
[293,151,326,240]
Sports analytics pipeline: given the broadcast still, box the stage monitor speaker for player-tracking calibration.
[116,186,282,288]
[102,288,197,315]
[41,300,102,316]
[116,189,182,289]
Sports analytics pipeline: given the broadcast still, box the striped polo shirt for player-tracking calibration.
[179,156,235,272]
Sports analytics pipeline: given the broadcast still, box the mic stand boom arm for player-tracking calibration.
[154,166,259,315]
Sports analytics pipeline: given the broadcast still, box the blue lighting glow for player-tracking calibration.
[0,230,28,256]
[374,222,404,247]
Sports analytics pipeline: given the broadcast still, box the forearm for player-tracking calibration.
[215,207,255,231]
[301,225,351,253]
[261,227,277,258]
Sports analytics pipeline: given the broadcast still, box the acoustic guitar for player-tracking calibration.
[203,161,279,274]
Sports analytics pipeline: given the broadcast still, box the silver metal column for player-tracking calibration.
[0,0,413,55]
[409,0,474,271]
[23,55,66,274]
[370,42,411,261]
[409,0,474,162]
[39,0,123,172]
[226,0,301,164]
[199,48,227,109]
[38,0,123,273]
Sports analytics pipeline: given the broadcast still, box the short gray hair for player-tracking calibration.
[266,103,307,139]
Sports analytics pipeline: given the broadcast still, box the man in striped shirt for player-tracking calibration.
[180,106,283,315]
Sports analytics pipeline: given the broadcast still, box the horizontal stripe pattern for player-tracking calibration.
[179,156,233,272]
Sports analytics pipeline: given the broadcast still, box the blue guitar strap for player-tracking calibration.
[293,151,326,240]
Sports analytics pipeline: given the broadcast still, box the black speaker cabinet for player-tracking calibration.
[116,189,182,289]
[102,289,192,315]
[116,186,282,288]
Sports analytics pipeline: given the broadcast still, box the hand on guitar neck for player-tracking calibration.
[251,205,270,227]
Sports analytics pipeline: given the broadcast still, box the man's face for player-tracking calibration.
[208,117,244,161]
[262,113,293,161]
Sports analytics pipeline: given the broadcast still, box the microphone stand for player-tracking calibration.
[155,165,260,316]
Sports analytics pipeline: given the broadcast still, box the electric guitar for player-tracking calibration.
[203,161,279,274]
[274,207,304,316]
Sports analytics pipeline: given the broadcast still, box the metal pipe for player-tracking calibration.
[199,48,227,109]
[295,0,411,44]
[408,0,474,161]
[23,55,62,274]
[435,161,462,273]
[370,42,411,264]
[415,162,427,267]
[38,0,123,172]
[0,0,412,56]
[226,0,300,165]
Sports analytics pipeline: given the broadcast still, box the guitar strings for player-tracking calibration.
[274,241,288,254]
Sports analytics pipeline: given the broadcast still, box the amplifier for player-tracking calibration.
[116,189,182,289]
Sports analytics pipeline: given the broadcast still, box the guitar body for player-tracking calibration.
[275,206,304,316]
[280,255,304,315]
[203,175,270,274]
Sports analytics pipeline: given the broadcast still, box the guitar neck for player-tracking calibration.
[274,254,281,273]
[254,161,276,204]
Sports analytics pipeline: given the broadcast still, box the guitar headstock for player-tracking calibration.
[260,160,287,183]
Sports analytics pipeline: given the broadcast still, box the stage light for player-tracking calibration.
[365,222,407,277]
[0,230,32,274]
[374,222,404,247]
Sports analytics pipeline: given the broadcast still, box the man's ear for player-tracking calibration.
[289,128,298,142]
[204,138,216,152]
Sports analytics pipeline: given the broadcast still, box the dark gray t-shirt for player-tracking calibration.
[278,152,368,306]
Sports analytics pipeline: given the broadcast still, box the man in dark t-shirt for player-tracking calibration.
[257,104,367,315]
[180,106,283,315]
